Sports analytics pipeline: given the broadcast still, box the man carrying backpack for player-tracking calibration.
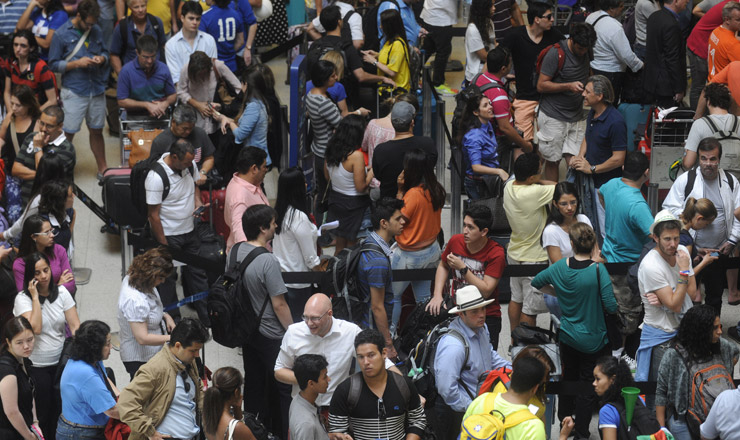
[145,138,210,324]
[432,285,511,440]
[307,0,364,49]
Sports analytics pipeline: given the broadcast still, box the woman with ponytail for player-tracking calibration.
[202,367,256,440]
[531,222,618,439]
[0,316,38,440]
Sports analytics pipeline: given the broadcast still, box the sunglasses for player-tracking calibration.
[541,13,554,20]
[180,370,191,393]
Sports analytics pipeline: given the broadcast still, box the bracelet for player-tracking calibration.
[679,270,690,277]
[374,60,378,67]
[355,109,361,115]
[677,279,689,285]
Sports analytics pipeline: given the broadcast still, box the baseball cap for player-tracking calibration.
[391,101,416,127]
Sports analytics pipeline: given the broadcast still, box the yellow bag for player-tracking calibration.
[460,393,538,440]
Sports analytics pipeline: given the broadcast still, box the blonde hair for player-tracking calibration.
[320,51,344,80]
[569,222,596,255]
[681,197,717,225]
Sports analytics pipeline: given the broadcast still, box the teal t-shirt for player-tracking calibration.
[600,178,654,263]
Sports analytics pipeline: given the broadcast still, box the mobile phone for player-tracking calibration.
[711,251,720,257]
[193,206,207,216]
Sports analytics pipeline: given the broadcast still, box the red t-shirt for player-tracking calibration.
[687,0,730,59]
[441,234,506,317]
[475,72,512,137]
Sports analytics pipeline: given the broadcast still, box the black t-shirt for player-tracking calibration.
[501,26,564,101]
[149,126,216,167]
[372,136,437,199]
[0,352,33,439]
[305,35,364,78]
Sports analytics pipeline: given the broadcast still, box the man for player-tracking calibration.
[700,384,740,439]
[503,152,556,332]
[232,0,258,67]
[329,329,427,440]
[48,0,109,176]
[426,204,506,349]
[15,105,76,205]
[234,204,293,440]
[492,0,524,43]
[307,0,364,49]
[290,354,331,440]
[117,35,176,119]
[199,0,245,72]
[636,211,696,407]
[377,0,422,48]
[146,139,210,324]
[501,1,563,143]
[419,0,457,96]
[356,197,405,359]
[224,146,269,253]
[698,60,740,117]
[149,104,215,185]
[432,285,511,440]
[686,83,740,170]
[165,1,217,85]
[643,0,689,107]
[664,137,740,316]
[110,0,167,74]
[118,318,210,440]
[708,1,740,81]
[372,101,437,199]
[0,0,29,34]
[475,46,532,153]
[687,0,731,109]
[536,23,597,182]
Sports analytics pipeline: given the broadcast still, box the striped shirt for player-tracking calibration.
[356,232,393,329]
[0,0,29,33]
[3,58,57,106]
[492,0,514,43]
[475,72,512,136]
[305,92,342,158]
[16,131,75,205]
[329,373,426,440]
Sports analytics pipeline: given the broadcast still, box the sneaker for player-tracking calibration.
[621,354,638,373]
[435,84,458,97]
[728,326,740,344]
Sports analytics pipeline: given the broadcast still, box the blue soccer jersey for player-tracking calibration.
[199,5,245,71]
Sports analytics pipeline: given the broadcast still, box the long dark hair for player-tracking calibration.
[242,65,268,111]
[400,149,446,211]
[38,180,70,223]
[324,115,367,167]
[456,90,486,146]
[275,167,309,235]
[30,152,66,199]
[595,355,636,406]
[44,0,64,15]
[187,51,213,84]
[9,29,39,62]
[380,9,408,51]
[18,214,53,259]
[545,181,580,226]
[203,367,244,436]
[10,84,41,119]
[470,0,494,49]
[69,320,110,364]
[22,251,59,302]
[677,304,721,360]
[0,316,33,355]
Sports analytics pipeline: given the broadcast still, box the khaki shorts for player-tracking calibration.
[512,99,538,141]
[536,111,586,162]
[508,256,549,316]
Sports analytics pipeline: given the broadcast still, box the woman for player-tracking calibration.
[0,316,38,440]
[0,85,40,224]
[542,181,599,263]
[273,168,320,322]
[458,90,509,200]
[16,0,67,60]
[57,320,119,440]
[324,115,372,253]
[37,181,74,253]
[218,66,271,166]
[13,214,74,295]
[2,30,57,111]
[531,222,617,440]
[203,367,256,440]
[178,51,243,136]
[655,305,738,440]
[593,355,649,440]
[464,0,496,86]
[679,197,719,277]
[117,248,176,379]
[307,51,349,116]
[361,9,411,94]
[13,251,80,440]
[390,149,445,329]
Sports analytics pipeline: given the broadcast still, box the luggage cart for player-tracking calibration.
[646,107,694,190]
[119,109,171,167]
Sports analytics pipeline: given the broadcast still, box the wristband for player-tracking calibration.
[677,279,688,285]
[679,270,690,276]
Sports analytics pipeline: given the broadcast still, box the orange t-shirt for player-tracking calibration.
[708,26,740,81]
[711,61,740,107]
[397,186,441,251]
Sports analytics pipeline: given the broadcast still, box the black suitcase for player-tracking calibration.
[101,168,147,228]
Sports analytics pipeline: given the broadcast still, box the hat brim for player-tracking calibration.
[448,298,495,314]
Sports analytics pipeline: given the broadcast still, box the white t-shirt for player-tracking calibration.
[145,153,199,236]
[13,286,75,367]
[311,1,363,41]
[420,0,457,27]
[117,275,166,363]
[465,23,495,82]
[273,207,320,289]
[638,245,695,333]
[542,214,592,261]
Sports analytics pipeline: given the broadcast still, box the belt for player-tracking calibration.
[59,414,106,429]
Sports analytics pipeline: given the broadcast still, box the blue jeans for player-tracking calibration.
[464,176,487,200]
[56,415,106,440]
[667,415,692,440]
[390,242,441,330]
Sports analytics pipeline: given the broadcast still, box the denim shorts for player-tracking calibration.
[60,88,106,133]
[56,414,106,440]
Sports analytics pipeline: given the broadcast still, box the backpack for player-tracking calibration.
[118,14,162,58]
[207,243,270,348]
[451,73,505,144]
[406,318,473,406]
[459,392,538,440]
[476,367,513,396]
[622,6,637,46]
[397,297,450,356]
[130,156,195,217]
[535,43,566,82]
[322,240,386,324]
[361,0,401,52]
[340,10,357,47]
[304,37,350,84]
[610,400,672,440]
[674,343,735,438]
[702,115,740,177]
[684,167,736,200]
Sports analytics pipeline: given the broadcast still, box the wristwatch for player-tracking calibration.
[460,266,469,276]
[590,165,597,174]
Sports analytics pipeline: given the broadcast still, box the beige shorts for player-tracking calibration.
[508,256,549,316]
[512,99,538,141]
[536,111,586,162]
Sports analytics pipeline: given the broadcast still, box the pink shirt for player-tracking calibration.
[13,244,75,295]
[476,72,512,136]
[224,173,269,253]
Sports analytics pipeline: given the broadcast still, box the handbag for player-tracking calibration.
[212,61,244,118]
[467,175,510,232]
[99,364,130,440]
[597,263,623,350]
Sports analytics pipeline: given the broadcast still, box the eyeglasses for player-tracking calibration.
[180,370,191,393]
[541,13,554,20]
[302,309,329,323]
[33,230,57,237]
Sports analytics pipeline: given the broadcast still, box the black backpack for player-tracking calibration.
[397,297,451,356]
[304,36,350,84]
[130,157,195,218]
[118,14,163,58]
[207,243,270,348]
[340,10,357,47]
[451,74,505,144]
[322,240,385,323]
[610,400,665,440]
[684,167,736,199]
[361,0,400,52]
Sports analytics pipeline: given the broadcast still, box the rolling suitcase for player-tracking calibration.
[200,186,228,240]
[102,168,148,229]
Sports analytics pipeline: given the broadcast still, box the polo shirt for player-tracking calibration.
[378,0,420,47]
[200,5,245,71]
[274,318,362,406]
[117,58,175,116]
[145,153,198,236]
[110,15,167,65]
[164,30,217,84]
[0,0,29,34]
[2,58,56,106]
[16,131,76,204]
[475,72,512,135]
[600,177,654,263]
[290,394,329,440]
[462,121,499,177]
[30,8,67,60]
[224,173,269,252]
[48,20,110,96]
[585,105,627,188]
[59,359,116,426]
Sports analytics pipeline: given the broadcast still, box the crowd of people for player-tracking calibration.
[0,0,738,438]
